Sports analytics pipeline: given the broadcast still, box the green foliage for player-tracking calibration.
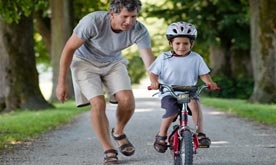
[127,55,145,84]
[124,48,146,84]
[0,0,50,68]
[204,75,254,99]
[34,33,50,69]
[143,0,250,56]
[0,0,48,23]
[73,0,109,24]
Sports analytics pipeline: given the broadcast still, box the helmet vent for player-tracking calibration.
[173,29,177,33]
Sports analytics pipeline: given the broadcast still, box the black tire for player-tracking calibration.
[174,156,181,165]
[174,130,193,165]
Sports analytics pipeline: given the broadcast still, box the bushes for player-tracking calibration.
[127,54,146,84]
[203,76,254,99]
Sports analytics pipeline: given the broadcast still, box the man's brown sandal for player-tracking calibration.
[103,149,119,165]
[153,134,168,153]
[111,128,135,156]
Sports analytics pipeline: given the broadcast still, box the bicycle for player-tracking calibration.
[148,84,220,165]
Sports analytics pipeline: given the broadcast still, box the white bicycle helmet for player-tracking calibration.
[166,21,197,41]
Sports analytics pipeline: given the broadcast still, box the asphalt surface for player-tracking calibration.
[1,88,276,165]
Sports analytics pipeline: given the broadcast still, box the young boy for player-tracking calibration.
[148,21,218,153]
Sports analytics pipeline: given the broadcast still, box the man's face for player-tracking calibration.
[110,7,138,31]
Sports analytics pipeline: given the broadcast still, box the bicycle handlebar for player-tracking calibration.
[148,84,220,98]
[148,84,220,91]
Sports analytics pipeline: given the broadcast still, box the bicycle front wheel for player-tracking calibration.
[179,130,193,165]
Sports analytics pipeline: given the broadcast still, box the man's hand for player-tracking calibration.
[56,83,68,103]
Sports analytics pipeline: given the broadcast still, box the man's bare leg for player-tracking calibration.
[90,96,115,151]
[112,90,135,134]
[111,90,135,155]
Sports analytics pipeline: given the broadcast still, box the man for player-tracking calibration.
[56,0,157,164]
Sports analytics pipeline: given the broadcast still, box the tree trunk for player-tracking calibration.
[210,41,252,78]
[0,15,53,112]
[231,49,252,78]
[209,45,227,76]
[49,0,74,102]
[249,0,276,103]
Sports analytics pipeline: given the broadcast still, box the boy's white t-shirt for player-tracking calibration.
[73,11,151,63]
[148,51,210,86]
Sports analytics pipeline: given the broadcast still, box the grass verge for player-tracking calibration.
[0,101,88,151]
[201,97,276,126]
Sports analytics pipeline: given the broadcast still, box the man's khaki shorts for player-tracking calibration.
[70,56,132,107]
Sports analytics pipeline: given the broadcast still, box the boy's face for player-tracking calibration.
[110,7,138,32]
[170,37,193,56]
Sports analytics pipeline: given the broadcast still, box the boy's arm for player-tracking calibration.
[199,74,217,90]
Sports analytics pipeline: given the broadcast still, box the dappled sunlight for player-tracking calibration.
[133,78,158,98]
[39,68,52,100]
[134,108,156,112]
[210,141,230,148]
[133,89,157,98]
[207,111,225,116]
[211,141,229,145]
[254,133,276,137]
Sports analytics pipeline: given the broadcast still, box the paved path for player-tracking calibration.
[1,87,276,165]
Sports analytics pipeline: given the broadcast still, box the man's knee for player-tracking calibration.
[120,97,135,110]
[116,91,135,109]
[90,96,106,111]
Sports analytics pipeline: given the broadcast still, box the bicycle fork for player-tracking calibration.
[181,102,199,154]
[168,103,199,156]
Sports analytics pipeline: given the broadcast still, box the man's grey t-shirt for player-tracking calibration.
[73,11,151,63]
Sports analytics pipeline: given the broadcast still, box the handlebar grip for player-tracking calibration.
[147,86,152,90]
[215,87,221,91]
[207,85,221,91]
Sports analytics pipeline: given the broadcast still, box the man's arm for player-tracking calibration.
[138,48,159,89]
[56,33,85,103]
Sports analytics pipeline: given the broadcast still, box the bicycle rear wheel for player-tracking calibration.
[174,130,193,165]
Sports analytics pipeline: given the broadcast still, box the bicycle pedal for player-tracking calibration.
[168,144,173,149]
[199,145,209,148]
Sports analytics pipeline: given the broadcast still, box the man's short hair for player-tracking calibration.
[109,0,142,13]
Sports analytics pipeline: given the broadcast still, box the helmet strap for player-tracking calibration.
[172,51,191,57]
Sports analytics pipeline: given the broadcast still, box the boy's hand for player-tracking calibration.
[150,81,159,90]
[206,82,219,90]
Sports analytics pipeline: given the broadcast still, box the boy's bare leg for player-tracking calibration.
[189,100,203,133]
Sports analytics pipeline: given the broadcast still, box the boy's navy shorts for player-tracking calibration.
[161,95,182,118]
